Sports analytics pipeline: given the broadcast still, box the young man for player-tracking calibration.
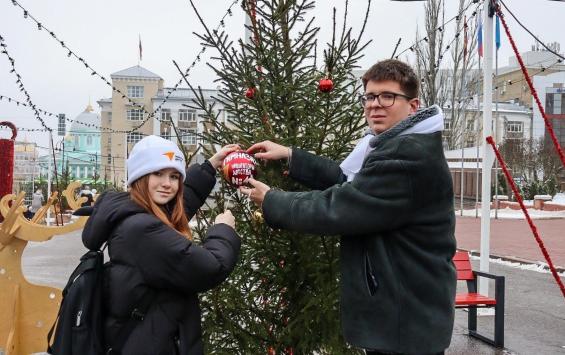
[242,59,456,355]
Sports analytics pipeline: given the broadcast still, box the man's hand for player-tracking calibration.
[209,144,241,169]
[214,210,235,229]
[247,141,291,161]
[239,178,271,206]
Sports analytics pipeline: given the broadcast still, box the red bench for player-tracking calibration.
[454,251,505,348]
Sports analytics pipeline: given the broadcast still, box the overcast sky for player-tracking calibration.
[1,0,564,151]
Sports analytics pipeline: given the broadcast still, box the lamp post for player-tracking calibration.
[90,153,99,186]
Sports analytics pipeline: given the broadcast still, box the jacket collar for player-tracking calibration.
[369,105,443,148]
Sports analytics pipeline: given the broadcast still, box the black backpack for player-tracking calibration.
[47,247,156,355]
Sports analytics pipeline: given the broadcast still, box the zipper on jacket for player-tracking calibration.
[364,251,378,296]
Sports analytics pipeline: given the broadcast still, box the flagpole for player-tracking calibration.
[475,8,483,219]
[476,54,481,219]
[138,34,142,66]
[460,17,469,216]
[494,15,500,219]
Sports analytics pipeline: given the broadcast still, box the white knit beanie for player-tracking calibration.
[127,135,186,186]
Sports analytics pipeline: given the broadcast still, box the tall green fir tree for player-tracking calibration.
[187,0,371,353]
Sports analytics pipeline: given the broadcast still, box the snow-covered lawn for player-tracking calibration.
[460,206,565,219]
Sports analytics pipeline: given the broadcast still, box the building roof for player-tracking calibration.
[443,101,531,114]
[69,105,101,133]
[111,65,162,80]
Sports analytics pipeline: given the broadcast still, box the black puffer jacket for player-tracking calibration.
[82,161,240,355]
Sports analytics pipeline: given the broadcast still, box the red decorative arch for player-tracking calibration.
[0,121,17,140]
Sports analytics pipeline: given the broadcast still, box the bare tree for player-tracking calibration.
[413,0,446,108]
[413,0,482,150]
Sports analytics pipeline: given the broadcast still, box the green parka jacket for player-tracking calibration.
[262,106,456,354]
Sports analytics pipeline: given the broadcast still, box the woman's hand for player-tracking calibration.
[209,144,241,169]
[215,210,235,229]
[247,141,290,161]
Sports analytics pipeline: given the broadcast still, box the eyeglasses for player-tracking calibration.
[358,92,413,108]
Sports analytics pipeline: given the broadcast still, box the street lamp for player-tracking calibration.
[54,139,65,182]
[90,153,99,185]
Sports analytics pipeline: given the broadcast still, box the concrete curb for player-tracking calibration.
[458,248,565,274]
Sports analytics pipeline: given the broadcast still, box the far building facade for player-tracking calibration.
[13,140,40,204]
[98,65,226,189]
[38,104,102,186]
[443,45,565,197]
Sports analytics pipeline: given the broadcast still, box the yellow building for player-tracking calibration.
[98,65,224,189]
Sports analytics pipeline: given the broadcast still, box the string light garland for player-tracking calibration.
[408,1,482,83]
[0,94,128,134]
[128,0,239,132]
[0,34,52,132]
[9,0,145,112]
[499,0,565,62]
[8,0,239,134]
[395,0,483,60]
[441,59,563,106]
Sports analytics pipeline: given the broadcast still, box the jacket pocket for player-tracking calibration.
[364,251,378,296]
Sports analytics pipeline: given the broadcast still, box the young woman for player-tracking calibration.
[82,135,241,354]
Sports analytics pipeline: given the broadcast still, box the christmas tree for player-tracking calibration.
[187,0,371,353]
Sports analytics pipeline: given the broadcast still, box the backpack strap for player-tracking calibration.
[106,288,158,354]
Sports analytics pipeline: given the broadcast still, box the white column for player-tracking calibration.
[480,6,495,296]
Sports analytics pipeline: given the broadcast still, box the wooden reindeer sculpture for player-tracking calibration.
[0,182,89,355]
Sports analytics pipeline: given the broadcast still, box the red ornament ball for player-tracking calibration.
[245,87,256,99]
[318,78,334,93]
[222,151,258,187]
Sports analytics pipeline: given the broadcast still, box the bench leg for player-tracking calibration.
[494,279,505,348]
[468,306,477,332]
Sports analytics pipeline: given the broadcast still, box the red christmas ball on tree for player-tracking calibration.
[222,151,258,187]
[245,87,256,99]
[318,78,334,93]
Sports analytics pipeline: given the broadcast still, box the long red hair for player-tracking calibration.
[130,174,192,240]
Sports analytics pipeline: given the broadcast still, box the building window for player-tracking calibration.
[107,136,112,147]
[161,109,171,122]
[466,119,474,130]
[108,112,112,124]
[444,119,452,131]
[87,135,93,146]
[160,122,172,140]
[180,129,197,146]
[127,109,143,121]
[127,86,144,98]
[506,121,524,139]
[179,109,196,122]
[74,135,79,146]
[554,93,563,114]
[107,154,112,165]
[546,93,554,115]
[127,132,144,144]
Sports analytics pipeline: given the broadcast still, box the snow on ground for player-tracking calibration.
[553,192,565,204]
[470,254,565,277]
[460,206,565,219]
